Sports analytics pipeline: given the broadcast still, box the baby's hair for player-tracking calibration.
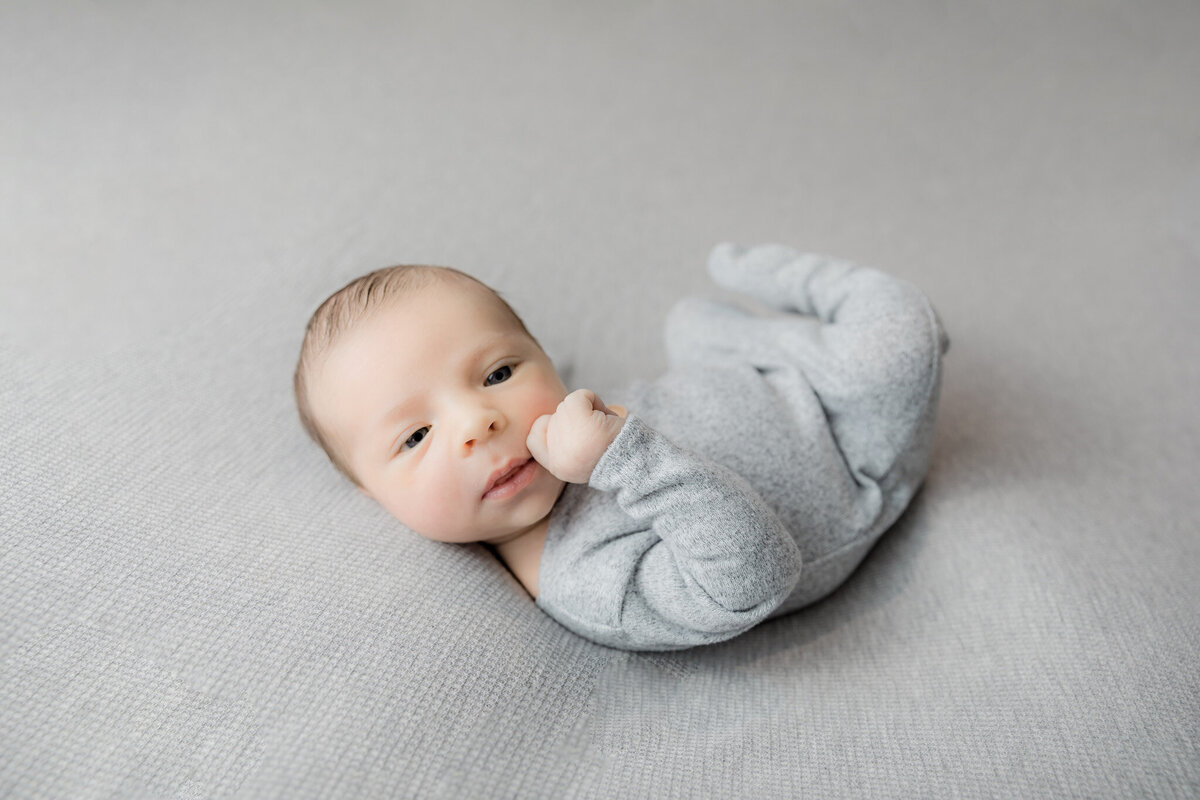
[294,264,533,485]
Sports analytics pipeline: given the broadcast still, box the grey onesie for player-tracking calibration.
[535,243,950,651]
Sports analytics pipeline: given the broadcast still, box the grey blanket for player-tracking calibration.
[2,1,1197,797]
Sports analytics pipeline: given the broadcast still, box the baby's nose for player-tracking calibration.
[462,411,504,450]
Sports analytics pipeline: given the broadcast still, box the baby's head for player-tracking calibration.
[295,266,569,545]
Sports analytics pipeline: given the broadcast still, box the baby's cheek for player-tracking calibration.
[378,471,467,542]
[533,383,568,416]
[410,479,470,539]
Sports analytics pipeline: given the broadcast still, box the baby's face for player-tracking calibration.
[310,280,569,545]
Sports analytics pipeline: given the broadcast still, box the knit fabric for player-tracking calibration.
[6,3,1199,795]
[537,244,949,650]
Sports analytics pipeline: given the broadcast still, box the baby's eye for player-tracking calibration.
[485,365,513,386]
[402,426,429,451]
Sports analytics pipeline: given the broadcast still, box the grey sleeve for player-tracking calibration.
[580,415,803,651]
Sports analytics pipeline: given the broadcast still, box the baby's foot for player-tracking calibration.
[707,242,846,314]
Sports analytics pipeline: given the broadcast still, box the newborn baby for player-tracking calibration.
[294,244,949,651]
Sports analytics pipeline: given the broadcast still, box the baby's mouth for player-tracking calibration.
[482,458,538,500]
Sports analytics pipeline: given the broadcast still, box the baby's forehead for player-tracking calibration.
[391,277,529,334]
[320,293,529,406]
[346,280,530,354]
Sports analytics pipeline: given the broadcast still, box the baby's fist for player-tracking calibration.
[526,389,626,484]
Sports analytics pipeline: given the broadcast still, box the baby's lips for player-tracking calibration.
[482,456,529,497]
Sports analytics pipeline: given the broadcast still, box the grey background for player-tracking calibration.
[2,1,1198,797]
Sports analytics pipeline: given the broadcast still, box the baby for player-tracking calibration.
[294,244,949,651]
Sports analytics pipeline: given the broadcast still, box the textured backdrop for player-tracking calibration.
[2,1,1198,797]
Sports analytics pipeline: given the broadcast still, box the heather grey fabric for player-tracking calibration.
[538,247,947,650]
[2,1,1198,798]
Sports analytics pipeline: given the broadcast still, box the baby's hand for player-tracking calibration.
[526,389,627,484]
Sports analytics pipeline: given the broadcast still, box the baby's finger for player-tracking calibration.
[563,388,599,418]
[569,388,616,417]
[591,393,615,416]
[526,414,552,465]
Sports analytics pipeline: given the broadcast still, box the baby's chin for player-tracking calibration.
[400,512,552,547]
[401,521,483,545]
[390,466,566,545]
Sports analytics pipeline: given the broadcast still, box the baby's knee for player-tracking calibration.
[863,312,942,403]
[855,277,944,366]
[826,284,947,434]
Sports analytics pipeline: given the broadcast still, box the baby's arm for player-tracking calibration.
[530,393,803,651]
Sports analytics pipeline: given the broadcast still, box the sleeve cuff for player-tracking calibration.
[588,414,660,493]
